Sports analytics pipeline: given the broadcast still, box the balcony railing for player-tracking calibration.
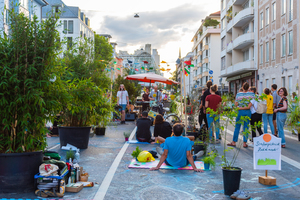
[233,32,254,49]
[233,7,254,27]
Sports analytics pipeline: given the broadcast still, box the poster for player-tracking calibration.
[253,133,281,170]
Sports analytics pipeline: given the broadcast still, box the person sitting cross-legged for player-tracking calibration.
[136,111,153,143]
[150,123,204,172]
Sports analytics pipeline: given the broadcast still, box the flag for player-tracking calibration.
[184,61,192,66]
[189,64,194,67]
[114,61,117,64]
[184,68,190,74]
[117,68,120,70]
[141,67,145,70]
[135,68,139,71]
[161,61,167,63]
[143,61,149,64]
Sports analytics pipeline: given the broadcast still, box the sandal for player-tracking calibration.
[35,190,48,198]
[281,145,286,148]
[227,142,236,147]
[243,143,248,148]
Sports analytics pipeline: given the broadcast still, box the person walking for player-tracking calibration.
[117,84,129,124]
[271,84,281,136]
[205,84,222,143]
[274,87,288,148]
[262,88,275,135]
[227,82,255,148]
[142,87,150,111]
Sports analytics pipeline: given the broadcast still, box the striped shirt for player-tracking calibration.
[235,92,255,108]
[277,96,288,112]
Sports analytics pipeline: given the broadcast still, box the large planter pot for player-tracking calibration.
[0,151,43,193]
[59,126,91,149]
[194,144,206,154]
[222,167,242,196]
[95,127,106,136]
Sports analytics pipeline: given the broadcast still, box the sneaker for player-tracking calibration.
[230,190,242,199]
[236,191,251,200]
[195,150,204,159]
[248,143,254,147]
[156,146,163,155]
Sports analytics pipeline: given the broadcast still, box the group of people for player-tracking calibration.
[198,80,289,148]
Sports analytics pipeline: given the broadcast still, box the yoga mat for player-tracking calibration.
[127,140,150,144]
[128,159,208,170]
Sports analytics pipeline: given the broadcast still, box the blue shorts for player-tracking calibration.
[120,104,127,111]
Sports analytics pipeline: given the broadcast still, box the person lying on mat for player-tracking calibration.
[152,114,172,143]
[150,123,204,172]
[136,111,153,143]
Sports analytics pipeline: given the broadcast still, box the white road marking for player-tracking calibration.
[48,144,60,150]
[225,129,300,170]
[94,127,137,200]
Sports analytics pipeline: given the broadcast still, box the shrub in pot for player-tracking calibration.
[0,9,64,192]
[202,151,217,170]
[124,132,131,141]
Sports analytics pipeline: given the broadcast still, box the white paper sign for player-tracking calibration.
[253,133,281,170]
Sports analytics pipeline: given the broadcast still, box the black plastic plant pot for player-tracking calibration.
[222,167,242,196]
[95,127,106,136]
[194,144,206,154]
[59,126,91,149]
[0,151,43,193]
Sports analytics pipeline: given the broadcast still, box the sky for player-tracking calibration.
[63,0,220,78]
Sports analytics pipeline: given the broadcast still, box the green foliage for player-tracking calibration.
[0,9,63,153]
[112,75,141,103]
[203,18,220,27]
[131,146,142,158]
[123,132,131,138]
[94,34,114,62]
[66,149,75,160]
[170,100,178,114]
[287,96,300,130]
[202,151,217,170]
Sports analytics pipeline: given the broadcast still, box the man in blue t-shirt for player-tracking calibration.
[150,123,204,172]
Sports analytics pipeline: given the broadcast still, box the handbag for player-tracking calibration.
[256,100,267,114]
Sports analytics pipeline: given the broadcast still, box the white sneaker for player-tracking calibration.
[248,143,254,147]
[156,146,163,155]
[230,190,242,199]
[236,191,251,200]
[195,150,204,159]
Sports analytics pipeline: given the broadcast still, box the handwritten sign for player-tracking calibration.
[253,134,281,170]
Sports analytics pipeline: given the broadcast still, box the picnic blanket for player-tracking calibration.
[128,159,208,170]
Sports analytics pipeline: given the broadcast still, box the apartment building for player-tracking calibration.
[42,0,94,50]
[257,0,299,95]
[0,0,48,36]
[191,11,227,93]
[220,0,257,95]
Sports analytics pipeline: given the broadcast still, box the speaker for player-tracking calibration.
[125,113,136,121]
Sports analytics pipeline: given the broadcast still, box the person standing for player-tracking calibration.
[274,87,288,148]
[149,85,163,114]
[262,88,275,135]
[142,87,150,111]
[201,80,220,128]
[117,84,129,124]
[271,84,281,136]
[205,84,222,143]
[198,88,206,127]
[227,82,255,148]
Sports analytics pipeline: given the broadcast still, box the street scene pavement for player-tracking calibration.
[1,122,299,200]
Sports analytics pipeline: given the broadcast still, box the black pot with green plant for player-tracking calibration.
[0,8,64,193]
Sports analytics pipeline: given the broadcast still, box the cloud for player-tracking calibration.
[97,3,207,50]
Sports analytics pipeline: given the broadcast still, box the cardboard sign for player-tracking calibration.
[148,110,158,119]
[253,134,281,170]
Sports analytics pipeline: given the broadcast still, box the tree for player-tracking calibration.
[166,70,178,91]
[203,18,220,27]
[94,34,113,62]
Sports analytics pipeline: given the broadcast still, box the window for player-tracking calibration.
[266,42,269,62]
[221,37,226,51]
[221,0,225,10]
[205,37,209,44]
[272,3,276,21]
[20,0,28,9]
[243,24,249,34]
[288,31,293,55]
[221,18,225,30]
[68,20,73,34]
[282,34,286,57]
[266,8,269,26]
[63,20,67,34]
[259,82,263,94]
[282,0,286,15]
[243,49,250,61]
[260,45,263,64]
[289,0,293,20]
[67,37,72,50]
[243,0,249,9]
[221,56,226,70]
[272,39,276,60]
[260,12,264,29]
[272,78,276,84]
[282,77,286,87]
[288,76,292,94]
[266,79,269,88]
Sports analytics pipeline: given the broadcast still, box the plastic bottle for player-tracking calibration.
[75,149,80,163]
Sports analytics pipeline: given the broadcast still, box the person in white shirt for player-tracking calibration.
[117,84,129,124]
[149,85,163,114]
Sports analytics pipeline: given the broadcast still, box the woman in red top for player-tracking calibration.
[205,84,222,143]
[142,88,150,111]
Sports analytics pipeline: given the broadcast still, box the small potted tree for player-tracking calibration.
[124,132,131,141]
[202,151,217,170]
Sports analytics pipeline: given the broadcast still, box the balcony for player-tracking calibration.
[227,19,233,33]
[233,0,249,5]
[202,71,209,77]
[221,49,226,57]
[197,62,202,67]
[198,51,202,56]
[220,60,256,77]
[233,7,254,27]
[227,41,233,53]
[193,76,198,81]
[194,55,198,60]
[197,74,202,79]
[202,45,209,51]
[202,58,209,64]
[233,32,254,49]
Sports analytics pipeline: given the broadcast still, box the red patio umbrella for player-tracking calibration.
[124,73,178,85]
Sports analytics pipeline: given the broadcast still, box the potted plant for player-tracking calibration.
[286,97,300,141]
[202,151,217,170]
[0,9,64,192]
[59,37,112,149]
[66,149,75,162]
[124,132,131,141]
[131,146,142,161]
